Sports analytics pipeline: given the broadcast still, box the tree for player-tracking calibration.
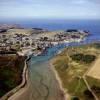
[44,37,48,41]
[84,89,94,99]
[26,42,30,46]
[72,97,79,100]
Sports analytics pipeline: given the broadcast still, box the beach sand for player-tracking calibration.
[87,57,100,80]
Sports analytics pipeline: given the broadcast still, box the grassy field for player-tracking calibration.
[0,55,25,97]
[53,43,100,100]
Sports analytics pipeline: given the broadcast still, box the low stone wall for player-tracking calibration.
[0,60,28,100]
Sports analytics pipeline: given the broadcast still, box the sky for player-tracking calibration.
[0,0,100,19]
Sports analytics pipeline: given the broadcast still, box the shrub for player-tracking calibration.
[72,96,79,100]
[94,43,100,49]
[0,56,25,97]
[84,89,94,99]
[55,58,68,71]
[91,85,100,93]
[70,53,96,64]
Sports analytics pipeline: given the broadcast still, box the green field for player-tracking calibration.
[0,55,25,97]
[86,76,100,99]
[53,43,100,100]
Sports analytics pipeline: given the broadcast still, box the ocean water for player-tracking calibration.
[25,19,100,100]
[1,19,100,100]
[0,19,100,41]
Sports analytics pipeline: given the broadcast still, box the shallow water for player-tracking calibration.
[28,45,68,100]
[28,61,65,100]
[1,19,100,100]
[28,37,100,100]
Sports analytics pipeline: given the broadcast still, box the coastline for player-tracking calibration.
[1,42,97,100]
[6,56,70,100]
[50,60,71,100]
[0,59,28,100]
[7,58,69,100]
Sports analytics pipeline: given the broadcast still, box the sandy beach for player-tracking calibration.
[87,56,100,80]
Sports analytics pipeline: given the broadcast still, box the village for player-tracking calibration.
[0,28,89,56]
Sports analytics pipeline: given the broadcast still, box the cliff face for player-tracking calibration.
[0,55,25,97]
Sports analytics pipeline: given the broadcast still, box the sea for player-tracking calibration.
[0,19,100,42]
[0,19,100,99]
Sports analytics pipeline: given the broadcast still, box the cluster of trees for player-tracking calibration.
[40,37,48,41]
[70,53,96,64]
[94,43,100,49]
[0,51,17,55]
[0,29,7,33]
[91,85,100,96]
[71,97,79,100]
[0,56,25,97]
[84,89,95,100]
[71,88,96,100]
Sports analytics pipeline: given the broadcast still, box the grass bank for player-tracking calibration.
[0,55,25,97]
[52,43,100,100]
